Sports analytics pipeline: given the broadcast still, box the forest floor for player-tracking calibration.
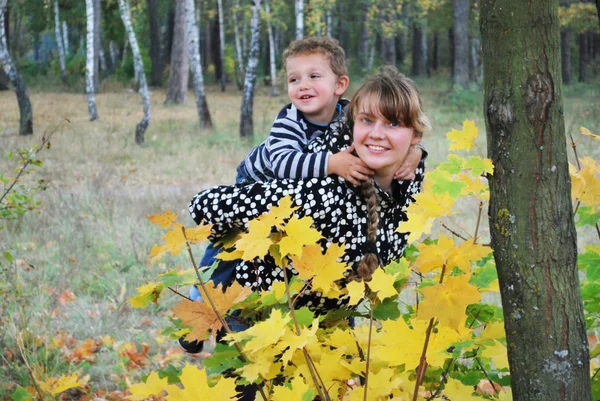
[0,77,598,397]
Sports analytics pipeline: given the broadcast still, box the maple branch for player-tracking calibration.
[363,296,375,401]
[441,223,468,241]
[446,216,473,239]
[282,266,331,401]
[167,286,193,301]
[182,228,271,401]
[592,367,600,380]
[412,317,434,401]
[473,201,484,244]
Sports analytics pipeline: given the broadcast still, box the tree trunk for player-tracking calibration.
[448,27,455,77]
[453,0,470,88]
[147,0,163,86]
[359,0,370,71]
[165,4,175,65]
[578,31,591,82]
[480,0,592,399]
[165,0,189,105]
[233,0,244,89]
[0,0,33,135]
[118,0,150,145]
[93,0,101,90]
[210,16,221,83]
[295,0,304,39]
[412,22,427,76]
[53,0,67,83]
[240,0,261,138]
[99,43,108,74]
[85,0,99,121]
[325,2,333,37]
[217,0,226,92]
[109,40,118,68]
[265,0,278,96]
[432,31,439,72]
[186,0,213,129]
[62,20,69,55]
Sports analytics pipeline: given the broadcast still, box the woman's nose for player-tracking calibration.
[369,122,385,138]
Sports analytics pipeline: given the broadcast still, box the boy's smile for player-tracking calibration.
[286,53,349,125]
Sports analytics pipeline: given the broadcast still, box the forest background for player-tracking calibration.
[0,0,599,400]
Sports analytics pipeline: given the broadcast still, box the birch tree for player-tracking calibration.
[85,0,99,121]
[165,0,189,104]
[62,20,69,55]
[217,0,226,92]
[295,0,304,39]
[481,0,592,399]
[264,0,278,96]
[118,0,150,145]
[0,0,33,135]
[185,0,213,129]
[240,0,261,138]
[53,0,67,83]
[232,0,245,89]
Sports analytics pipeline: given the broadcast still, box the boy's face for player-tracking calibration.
[285,53,349,125]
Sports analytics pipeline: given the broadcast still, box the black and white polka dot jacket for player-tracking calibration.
[189,118,425,311]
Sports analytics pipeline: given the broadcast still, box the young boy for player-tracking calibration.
[180,37,424,352]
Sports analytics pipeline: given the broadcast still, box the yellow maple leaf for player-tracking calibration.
[38,373,82,395]
[129,282,164,308]
[479,341,509,370]
[162,224,187,257]
[165,364,237,401]
[580,126,600,142]
[447,120,479,151]
[442,377,480,401]
[570,161,600,207]
[368,268,399,300]
[128,371,174,400]
[456,173,488,198]
[345,280,366,306]
[417,274,481,331]
[147,210,178,229]
[171,281,251,343]
[278,320,319,365]
[398,213,435,243]
[479,321,506,342]
[414,235,455,274]
[272,376,314,401]
[228,309,291,355]
[184,224,212,244]
[348,368,405,401]
[447,240,492,272]
[234,231,274,261]
[279,215,323,257]
[257,195,299,230]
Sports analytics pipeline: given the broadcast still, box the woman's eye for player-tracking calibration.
[288,78,297,83]
[361,117,372,124]
[388,122,400,128]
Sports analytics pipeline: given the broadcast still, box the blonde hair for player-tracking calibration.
[351,66,430,282]
[283,37,348,77]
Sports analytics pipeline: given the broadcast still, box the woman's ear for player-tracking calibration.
[410,132,422,146]
[335,75,350,96]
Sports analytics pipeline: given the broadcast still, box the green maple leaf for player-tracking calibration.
[576,206,600,228]
[579,245,600,281]
[464,156,494,176]
[427,169,466,199]
[437,154,465,174]
[373,297,401,320]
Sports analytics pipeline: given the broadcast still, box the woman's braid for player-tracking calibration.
[357,178,379,282]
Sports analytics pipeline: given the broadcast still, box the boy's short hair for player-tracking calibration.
[283,37,348,77]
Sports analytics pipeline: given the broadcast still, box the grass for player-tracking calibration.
[0,76,598,396]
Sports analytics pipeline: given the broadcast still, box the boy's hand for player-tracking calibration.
[328,145,374,185]
[394,146,423,180]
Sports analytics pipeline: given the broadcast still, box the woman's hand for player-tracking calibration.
[328,145,374,185]
[394,145,423,180]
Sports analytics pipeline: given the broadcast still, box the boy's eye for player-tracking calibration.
[311,74,320,79]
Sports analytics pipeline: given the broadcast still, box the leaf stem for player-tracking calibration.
[475,355,499,395]
[441,223,468,241]
[473,201,483,244]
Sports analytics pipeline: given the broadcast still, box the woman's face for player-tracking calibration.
[352,105,420,176]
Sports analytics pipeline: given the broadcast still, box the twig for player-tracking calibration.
[181,227,271,401]
[412,317,435,401]
[427,359,455,400]
[475,356,498,395]
[282,266,331,401]
[592,367,599,380]
[167,286,193,301]
[441,223,468,241]
[473,201,484,244]
[363,296,375,401]
[0,122,64,205]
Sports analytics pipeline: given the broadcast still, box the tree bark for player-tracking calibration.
[453,0,470,88]
[85,0,99,121]
[295,0,304,39]
[147,0,164,86]
[53,0,67,83]
[265,0,278,96]
[233,0,244,89]
[217,0,226,92]
[325,1,333,37]
[480,0,592,399]
[186,0,212,129]
[359,0,370,71]
[62,20,69,55]
[164,0,189,105]
[240,0,261,138]
[448,27,455,77]
[432,31,439,72]
[93,0,101,90]
[109,40,118,68]
[412,22,427,76]
[118,0,151,145]
[559,0,572,85]
[0,0,33,135]
[578,31,591,82]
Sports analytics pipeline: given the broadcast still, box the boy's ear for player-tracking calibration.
[335,75,350,96]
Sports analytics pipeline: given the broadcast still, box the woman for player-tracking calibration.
[188,66,430,313]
